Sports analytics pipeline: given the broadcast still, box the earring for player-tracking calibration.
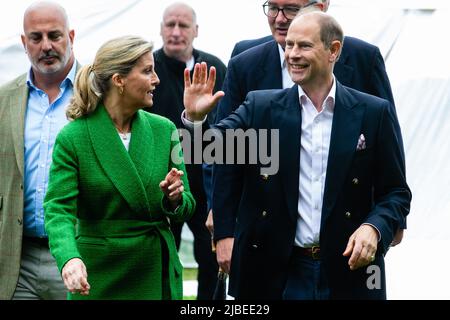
[119,86,124,95]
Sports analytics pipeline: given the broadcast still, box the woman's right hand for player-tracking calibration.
[159,168,185,210]
[61,258,90,295]
[183,62,225,122]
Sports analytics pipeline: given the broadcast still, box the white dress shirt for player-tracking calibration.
[23,62,76,237]
[186,55,195,71]
[295,80,336,248]
[278,44,295,89]
[118,132,131,151]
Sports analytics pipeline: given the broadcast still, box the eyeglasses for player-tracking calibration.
[262,1,318,20]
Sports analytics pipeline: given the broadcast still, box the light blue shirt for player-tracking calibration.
[23,63,76,238]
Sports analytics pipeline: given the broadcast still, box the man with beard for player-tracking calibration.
[0,1,79,299]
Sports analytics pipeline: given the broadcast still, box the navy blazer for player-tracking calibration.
[230,35,273,57]
[210,82,411,299]
[217,36,395,122]
[231,34,394,106]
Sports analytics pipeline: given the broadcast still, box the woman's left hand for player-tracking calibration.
[159,168,184,209]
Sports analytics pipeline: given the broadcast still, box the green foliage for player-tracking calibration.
[183,267,198,281]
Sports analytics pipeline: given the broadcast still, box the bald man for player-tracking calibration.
[206,0,405,281]
[0,1,79,299]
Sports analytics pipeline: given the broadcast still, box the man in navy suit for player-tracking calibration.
[217,0,396,123]
[203,0,404,272]
[183,11,410,299]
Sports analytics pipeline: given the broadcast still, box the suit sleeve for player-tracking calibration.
[184,90,254,241]
[364,101,411,253]
[203,57,246,209]
[370,48,407,228]
[212,97,253,241]
[230,43,241,59]
[44,132,82,273]
[369,48,395,106]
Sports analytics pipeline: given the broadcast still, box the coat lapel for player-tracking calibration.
[10,76,28,178]
[272,86,301,222]
[128,111,155,193]
[258,41,283,89]
[321,82,365,227]
[87,105,150,214]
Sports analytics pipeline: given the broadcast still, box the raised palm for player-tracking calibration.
[183,62,224,122]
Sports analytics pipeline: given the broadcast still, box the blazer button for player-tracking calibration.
[17,218,23,225]
[261,174,269,181]
[352,178,359,185]
[262,210,268,217]
[252,244,258,249]
[345,211,352,219]
[20,184,24,190]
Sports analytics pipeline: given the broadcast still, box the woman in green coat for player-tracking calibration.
[44,36,195,300]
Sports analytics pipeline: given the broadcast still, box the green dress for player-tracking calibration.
[44,104,195,300]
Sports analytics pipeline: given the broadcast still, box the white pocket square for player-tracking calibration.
[356,134,366,151]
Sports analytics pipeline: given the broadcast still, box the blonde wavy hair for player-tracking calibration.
[66,35,153,120]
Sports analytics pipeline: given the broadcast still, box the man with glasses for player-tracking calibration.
[265,0,313,18]
[220,0,397,118]
[205,0,405,285]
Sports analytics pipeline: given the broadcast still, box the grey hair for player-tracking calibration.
[24,1,70,30]
[295,11,343,49]
[162,2,197,24]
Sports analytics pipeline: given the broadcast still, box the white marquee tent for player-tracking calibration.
[1,0,449,299]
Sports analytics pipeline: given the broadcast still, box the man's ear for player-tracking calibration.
[329,40,342,62]
[315,2,325,11]
[21,34,27,51]
[69,29,75,47]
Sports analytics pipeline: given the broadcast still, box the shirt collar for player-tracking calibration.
[298,75,337,112]
[26,61,77,90]
[186,55,195,71]
[278,43,286,69]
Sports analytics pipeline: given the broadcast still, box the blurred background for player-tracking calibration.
[1,0,449,299]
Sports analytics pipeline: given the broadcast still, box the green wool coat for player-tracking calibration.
[43,104,195,300]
